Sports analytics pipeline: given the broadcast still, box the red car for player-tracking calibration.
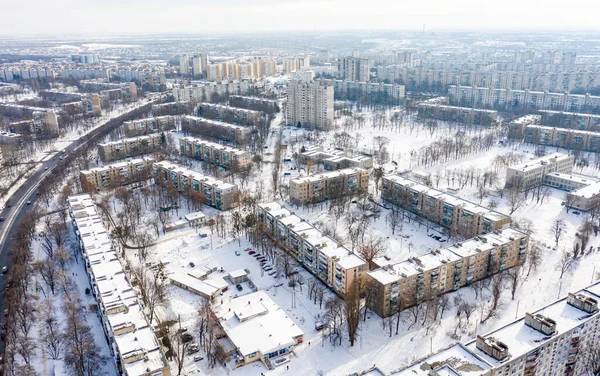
[248,251,256,255]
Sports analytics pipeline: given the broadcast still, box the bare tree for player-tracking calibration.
[344,281,361,347]
[526,241,543,277]
[552,219,566,247]
[386,205,402,236]
[556,249,574,278]
[481,274,504,323]
[359,236,387,270]
[506,265,524,300]
[579,342,600,376]
[40,302,63,360]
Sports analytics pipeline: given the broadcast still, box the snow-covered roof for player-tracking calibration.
[508,153,572,173]
[393,344,493,375]
[229,269,248,279]
[98,133,160,147]
[169,273,220,298]
[180,136,249,156]
[185,211,206,222]
[545,172,599,185]
[214,291,304,357]
[569,180,600,199]
[154,160,237,191]
[291,167,366,184]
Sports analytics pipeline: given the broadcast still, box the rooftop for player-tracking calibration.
[508,153,573,173]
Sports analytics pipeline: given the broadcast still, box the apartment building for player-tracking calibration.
[151,101,191,116]
[449,85,600,113]
[229,95,279,114]
[417,99,498,125]
[198,102,263,125]
[60,68,110,80]
[85,94,102,116]
[79,80,138,102]
[505,153,574,189]
[299,146,373,171]
[172,80,253,103]
[1,67,55,82]
[179,55,190,75]
[32,110,59,135]
[123,116,176,137]
[320,79,405,103]
[153,161,239,210]
[67,194,170,376]
[191,54,208,77]
[181,115,252,144]
[286,79,334,130]
[80,158,154,191]
[367,228,528,317]
[257,202,368,297]
[179,136,251,168]
[206,57,277,81]
[339,57,372,82]
[382,175,511,238]
[282,56,310,73]
[539,110,600,132]
[289,168,369,204]
[519,125,600,153]
[377,66,600,93]
[98,133,163,162]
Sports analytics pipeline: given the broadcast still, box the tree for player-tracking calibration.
[552,219,566,247]
[526,241,543,277]
[41,302,63,360]
[63,300,108,376]
[564,193,577,213]
[579,342,600,376]
[344,281,361,347]
[556,249,574,278]
[386,205,402,236]
[359,236,387,270]
[506,265,523,300]
[171,320,191,375]
[481,274,504,323]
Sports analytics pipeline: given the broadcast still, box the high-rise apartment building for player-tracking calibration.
[318,50,330,64]
[179,55,190,75]
[339,57,372,82]
[286,78,334,130]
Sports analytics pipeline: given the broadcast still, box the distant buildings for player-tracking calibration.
[257,202,368,297]
[206,57,277,80]
[449,85,600,113]
[179,136,251,169]
[172,80,253,102]
[179,55,190,75]
[339,56,372,83]
[71,54,99,64]
[320,79,405,103]
[198,102,263,125]
[153,161,239,210]
[191,54,208,77]
[123,116,176,137]
[391,282,600,376]
[286,78,334,130]
[367,228,528,317]
[1,68,55,82]
[181,115,253,144]
[151,102,191,117]
[382,176,511,238]
[417,97,498,125]
[318,50,330,64]
[98,134,163,162]
[282,56,310,73]
[538,110,600,132]
[505,153,574,190]
[67,194,169,376]
[289,168,369,204]
[229,95,279,114]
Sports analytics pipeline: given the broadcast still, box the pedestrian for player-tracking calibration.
[287,365,289,371]
[308,341,310,346]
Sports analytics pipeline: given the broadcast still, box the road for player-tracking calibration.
[0,98,157,350]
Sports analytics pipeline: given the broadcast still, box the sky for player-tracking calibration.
[2,0,600,35]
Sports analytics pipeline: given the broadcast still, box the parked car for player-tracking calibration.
[235,250,240,256]
[194,356,204,362]
[0,217,4,222]
[199,233,208,238]
[177,327,188,334]
[264,267,273,272]
[26,201,31,205]
[252,253,260,258]
[236,284,243,291]
[248,251,256,255]
[187,346,200,355]
[268,270,277,276]
[189,262,195,267]
[1,267,7,274]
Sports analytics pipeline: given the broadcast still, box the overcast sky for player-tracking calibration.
[2,0,600,35]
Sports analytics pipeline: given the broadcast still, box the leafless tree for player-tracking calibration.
[359,236,387,270]
[579,341,600,376]
[386,205,402,236]
[526,241,543,277]
[135,231,155,262]
[40,302,63,360]
[344,281,361,347]
[506,265,524,300]
[557,249,574,278]
[481,274,504,323]
[324,298,344,346]
[564,193,577,213]
[552,219,566,247]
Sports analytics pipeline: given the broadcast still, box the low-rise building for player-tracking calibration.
[229,95,279,114]
[67,194,170,376]
[179,136,251,169]
[151,101,191,116]
[382,176,511,238]
[80,157,155,191]
[289,168,369,204]
[181,116,252,144]
[153,161,239,210]
[212,290,304,368]
[418,98,498,125]
[367,228,528,317]
[257,202,368,297]
[198,103,263,125]
[505,153,574,190]
[123,116,176,137]
[98,133,163,162]
[298,146,373,171]
[539,110,600,132]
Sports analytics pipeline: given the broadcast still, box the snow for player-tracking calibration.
[394,344,493,376]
